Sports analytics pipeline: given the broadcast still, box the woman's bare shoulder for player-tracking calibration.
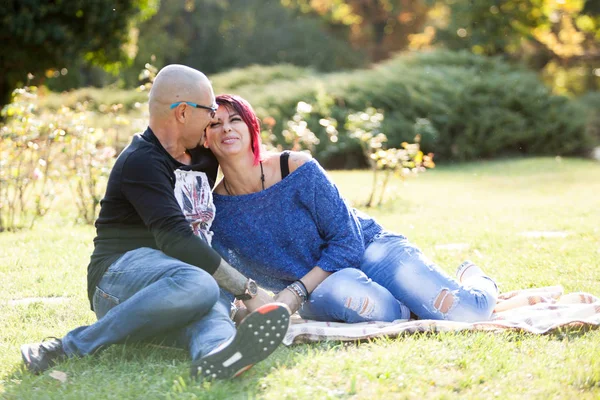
[261,150,312,173]
[286,151,313,173]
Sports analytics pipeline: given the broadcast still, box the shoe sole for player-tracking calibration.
[20,344,34,372]
[20,344,47,375]
[191,303,290,380]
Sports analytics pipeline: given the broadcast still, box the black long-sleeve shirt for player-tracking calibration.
[87,127,221,308]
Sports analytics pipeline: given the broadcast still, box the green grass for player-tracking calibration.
[1,157,599,399]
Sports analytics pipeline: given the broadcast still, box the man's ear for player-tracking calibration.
[174,104,187,123]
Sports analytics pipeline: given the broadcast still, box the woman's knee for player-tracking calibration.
[314,268,369,300]
[309,268,404,322]
[434,288,495,322]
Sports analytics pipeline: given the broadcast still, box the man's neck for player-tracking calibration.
[149,122,188,162]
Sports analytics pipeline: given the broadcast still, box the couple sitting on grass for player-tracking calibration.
[21,65,498,380]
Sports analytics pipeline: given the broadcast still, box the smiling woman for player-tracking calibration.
[205,94,262,166]
[207,94,500,325]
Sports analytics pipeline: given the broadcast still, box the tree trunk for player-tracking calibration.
[0,74,14,113]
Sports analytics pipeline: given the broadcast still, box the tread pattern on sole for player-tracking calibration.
[191,303,290,380]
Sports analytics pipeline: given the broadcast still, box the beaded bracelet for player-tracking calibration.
[293,280,309,299]
[295,280,308,296]
[286,281,308,303]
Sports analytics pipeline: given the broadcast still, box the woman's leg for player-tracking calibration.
[299,268,411,323]
[360,233,498,322]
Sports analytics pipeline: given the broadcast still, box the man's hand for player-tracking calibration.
[241,288,273,312]
[274,288,303,315]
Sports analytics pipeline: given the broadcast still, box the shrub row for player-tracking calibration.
[221,50,595,167]
[39,51,596,168]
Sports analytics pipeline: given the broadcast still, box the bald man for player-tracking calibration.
[21,65,290,380]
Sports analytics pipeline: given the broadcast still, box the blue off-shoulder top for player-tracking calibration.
[211,159,383,293]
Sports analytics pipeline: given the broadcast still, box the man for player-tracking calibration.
[21,65,290,380]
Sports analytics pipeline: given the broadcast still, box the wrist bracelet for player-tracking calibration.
[296,280,309,296]
[292,281,308,299]
[286,281,308,303]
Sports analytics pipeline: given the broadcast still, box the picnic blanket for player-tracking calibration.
[283,286,600,345]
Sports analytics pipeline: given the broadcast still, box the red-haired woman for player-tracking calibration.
[206,94,498,323]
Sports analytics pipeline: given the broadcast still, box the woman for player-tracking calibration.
[206,94,498,323]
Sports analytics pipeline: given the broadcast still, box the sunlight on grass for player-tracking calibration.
[1,157,599,399]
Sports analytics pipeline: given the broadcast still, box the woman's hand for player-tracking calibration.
[274,288,303,315]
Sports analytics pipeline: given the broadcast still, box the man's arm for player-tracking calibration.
[120,151,271,307]
[213,259,274,311]
[212,258,247,296]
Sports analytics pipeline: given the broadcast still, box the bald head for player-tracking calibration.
[149,64,214,119]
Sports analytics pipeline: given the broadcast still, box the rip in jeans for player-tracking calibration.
[344,296,375,318]
[433,288,458,315]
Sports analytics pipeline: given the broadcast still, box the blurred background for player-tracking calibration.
[4,0,599,95]
[0,0,599,229]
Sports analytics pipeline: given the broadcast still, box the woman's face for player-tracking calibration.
[205,105,252,159]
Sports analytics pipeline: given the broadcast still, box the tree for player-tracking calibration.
[119,0,365,87]
[280,0,432,61]
[434,0,599,61]
[431,0,599,93]
[0,0,157,108]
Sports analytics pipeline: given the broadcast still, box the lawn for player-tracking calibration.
[1,157,599,399]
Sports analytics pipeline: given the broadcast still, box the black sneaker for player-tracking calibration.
[21,337,67,374]
[191,302,290,380]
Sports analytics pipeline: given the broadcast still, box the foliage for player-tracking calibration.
[0,0,158,108]
[0,88,61,231]
[64,115,118,225]
[280,0,432,61]
[433,0,545,56]
[434,0,599,56]
[231,50,593,166]
[433,0,600,93]
[265,100,435,206]
[345,108,435,207]
[211,64,316,93]
[576,91,600,147]
[0,84,148,230]
[280,101,322,152]
[39,87,148,113]
[115,0,365,87]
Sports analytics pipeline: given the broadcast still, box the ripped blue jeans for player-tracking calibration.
[299,233,498,323]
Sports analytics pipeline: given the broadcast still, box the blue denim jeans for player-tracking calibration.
[61,248,235,361]
[300,233,498,323]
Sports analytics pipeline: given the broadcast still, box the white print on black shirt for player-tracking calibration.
[173,169,215,244]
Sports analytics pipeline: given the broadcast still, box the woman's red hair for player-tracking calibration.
[215,94,262,166]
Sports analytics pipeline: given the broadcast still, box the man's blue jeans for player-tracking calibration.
[300,233,498,323]
[61,248,235,361]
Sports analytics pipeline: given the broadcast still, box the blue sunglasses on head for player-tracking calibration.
[170,101,217,117]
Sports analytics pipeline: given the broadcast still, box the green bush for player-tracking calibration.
[216,50,593,167]
[39,87,147,112]
[211,64,315,93]
[576,91,600,147]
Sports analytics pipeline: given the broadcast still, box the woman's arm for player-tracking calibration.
[274,266,332,314]
[270,153,365,314]
[300,266,332,293]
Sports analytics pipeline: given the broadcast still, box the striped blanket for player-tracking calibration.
[283,286,600,345]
